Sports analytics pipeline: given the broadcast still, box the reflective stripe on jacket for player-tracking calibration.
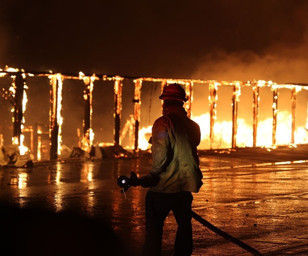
[150,105,203,193]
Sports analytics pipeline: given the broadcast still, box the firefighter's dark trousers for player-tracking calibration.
[143,191,193,256]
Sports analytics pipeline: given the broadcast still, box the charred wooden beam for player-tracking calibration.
[252,84,260,147]
[185,82,193,118]
[12,73,25,145]
[161,80,167,112]
[82,75,95,150]
[133,79,142,151]
[84,85,91,138]
[114,78,123,146]
[209,82,218,149]
[272,86,278,146]
[49,74,63,160]
[231,83,240,148]
[291,87,297,144]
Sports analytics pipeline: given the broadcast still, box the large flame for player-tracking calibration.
[192,111,308,149]
[138,126,152,150]
[3,70,308,155]
[135,79,308,150]
[19,75,29,155]
[136,111,308,150]
[79,72,97,152]
[56,74,63,155]
[49,74,64,156]
[9,71,29,155]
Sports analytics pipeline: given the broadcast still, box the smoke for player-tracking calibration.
[0,0,11,68]
[190,2,308,148]
[193,3,308,84]
[0,25,9,67]
[193,40,308,84]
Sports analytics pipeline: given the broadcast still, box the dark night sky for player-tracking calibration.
[1,0,308,148]
[1,0,308,82]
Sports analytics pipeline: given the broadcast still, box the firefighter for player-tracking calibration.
[129,83,203,256]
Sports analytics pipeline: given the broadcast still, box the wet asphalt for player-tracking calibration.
[0,152,308,256]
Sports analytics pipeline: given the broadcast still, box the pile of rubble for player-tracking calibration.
[0,144,33,167]
[69,145,149,160]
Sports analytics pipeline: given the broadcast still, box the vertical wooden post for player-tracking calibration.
[291,87,297,145]
[49,74,63,160]
[185,82,193,118]
[84,81,91,143]
[252,83,260,147]
[272,86,278,147]
[114,77,123,146]
[161,80,167,112]
[133,79,142,151]
[209,82,218,149]
[82,75,95,151]
[231,82,241,148]
[12,73,25,145]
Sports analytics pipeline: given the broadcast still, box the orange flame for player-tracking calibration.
[49,74,63,156]
[9,71,29,155]
[135,80,308,150]
[79,72,97,152]
[56,75,63,155]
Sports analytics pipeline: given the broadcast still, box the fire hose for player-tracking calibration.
[117,175,263,256]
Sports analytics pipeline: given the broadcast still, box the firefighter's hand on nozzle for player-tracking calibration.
[117,175,130,192]
[117,172,141,192]
[129,172,141,187]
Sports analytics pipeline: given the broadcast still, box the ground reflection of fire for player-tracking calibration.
[80,162,96,215]
[1,67,308,161]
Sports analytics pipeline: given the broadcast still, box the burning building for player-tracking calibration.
[1,66,308,163]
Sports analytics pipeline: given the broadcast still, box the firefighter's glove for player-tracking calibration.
[117,172,159,191]
[129,172,141,187]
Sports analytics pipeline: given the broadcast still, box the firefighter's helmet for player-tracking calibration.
[159,83,187,102]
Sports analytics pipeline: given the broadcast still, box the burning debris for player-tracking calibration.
[1,66,308,163]
[0,144,33,167]
[79,72,97,152]
[70,144,136,160]
[0,67,33,167]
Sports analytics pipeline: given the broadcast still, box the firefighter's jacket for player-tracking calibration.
[149,105,203,193]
